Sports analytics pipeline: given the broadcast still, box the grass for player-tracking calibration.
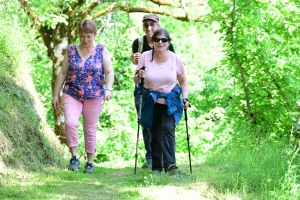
[2,140,300,200]
[0,161,239,200]
[203,138,300,200]
[0,5,64,174]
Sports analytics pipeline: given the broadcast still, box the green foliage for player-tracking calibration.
[30,40,54,124]
[28,0,75,28]
[206,0,300,136]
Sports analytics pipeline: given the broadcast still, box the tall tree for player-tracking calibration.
[17,0,205,143]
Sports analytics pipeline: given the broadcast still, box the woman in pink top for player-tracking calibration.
[52,19,114,173]
[134,28,190,175]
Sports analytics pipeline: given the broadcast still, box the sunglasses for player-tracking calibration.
[143,23,156,28]
[153,38,169,43]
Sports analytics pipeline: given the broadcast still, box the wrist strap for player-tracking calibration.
[183,98,191,107]
[183,98,189,103]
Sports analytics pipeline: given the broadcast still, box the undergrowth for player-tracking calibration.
[204,132,300,199]
[0,7,64,172]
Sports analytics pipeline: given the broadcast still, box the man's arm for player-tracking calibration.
[130,53,136,64]
[130,38,140,65]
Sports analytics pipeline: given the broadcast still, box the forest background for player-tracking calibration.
[1,0,300,199]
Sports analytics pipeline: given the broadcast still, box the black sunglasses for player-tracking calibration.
[153,38,169,43]
[143,23,156,28]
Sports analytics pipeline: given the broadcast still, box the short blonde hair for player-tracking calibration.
[77,19,97,34]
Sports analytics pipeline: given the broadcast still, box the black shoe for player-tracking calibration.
[152,170,162,175]
[84,162,94,174]
[69,156,80,171]
[141,162,152,169]
[166,165,181,175]
[167,166,178,176]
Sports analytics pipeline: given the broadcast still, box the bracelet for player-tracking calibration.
[106,88,112,91]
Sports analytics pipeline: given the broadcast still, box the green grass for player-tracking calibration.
[0,162,222,200]
[203,138,300,200]
[2,140,299,200]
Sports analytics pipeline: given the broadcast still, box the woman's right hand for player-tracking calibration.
[52,95,59,111]
[138,67,146,79]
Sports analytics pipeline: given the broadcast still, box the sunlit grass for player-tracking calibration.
[0,162,211,200]
[1,136,300,200]
[204,137,300,200]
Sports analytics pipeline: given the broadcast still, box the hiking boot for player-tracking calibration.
[69,156,80,171]
[167,165,179,176]
[141,162,152,169]
[152,170,162,175]
[177,169,189,175]
[84,162,94,174]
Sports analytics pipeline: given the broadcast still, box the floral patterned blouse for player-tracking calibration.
[63,44,105,100]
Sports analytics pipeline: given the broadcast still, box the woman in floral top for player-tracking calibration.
[52,19,114,173]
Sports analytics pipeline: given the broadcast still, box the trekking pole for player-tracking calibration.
[183,98,192,174]
[134,66,145,174]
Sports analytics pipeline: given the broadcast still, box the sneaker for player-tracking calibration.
[84,162,94,174]
[69,156,80,171]
[141,162,152,169]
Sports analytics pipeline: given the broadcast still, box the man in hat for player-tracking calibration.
[130,13,175,169]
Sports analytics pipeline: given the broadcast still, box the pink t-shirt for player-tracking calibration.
[137,50,185,104]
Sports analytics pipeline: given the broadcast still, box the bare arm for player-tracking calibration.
[103,46,114,100]
[177,73,190,108]
[52,52,69,111]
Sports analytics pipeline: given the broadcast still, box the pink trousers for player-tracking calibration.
[63,94,104,153]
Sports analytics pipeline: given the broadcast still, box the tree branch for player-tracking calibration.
[149,0,205,7]
[79,1,99,18]
[229,0,255,124]
[18,0,42,31]
[18,0,52,54]
[68,0,86,18]
[89,5,206,22]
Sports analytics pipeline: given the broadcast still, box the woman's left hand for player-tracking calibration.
[105,90,112,100]
[182,98,191,109]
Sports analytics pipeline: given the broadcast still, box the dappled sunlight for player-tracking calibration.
[138,185,210,200]
[136,183,241,200]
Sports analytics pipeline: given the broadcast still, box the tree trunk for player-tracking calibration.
[50,24,76,144]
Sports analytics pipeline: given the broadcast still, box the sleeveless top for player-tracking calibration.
[63,44,105,100]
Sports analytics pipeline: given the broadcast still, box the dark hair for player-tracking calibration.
[150,28,172,62]
[77,19,97,34]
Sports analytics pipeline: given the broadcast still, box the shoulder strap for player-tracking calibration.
[138,36,144,53]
